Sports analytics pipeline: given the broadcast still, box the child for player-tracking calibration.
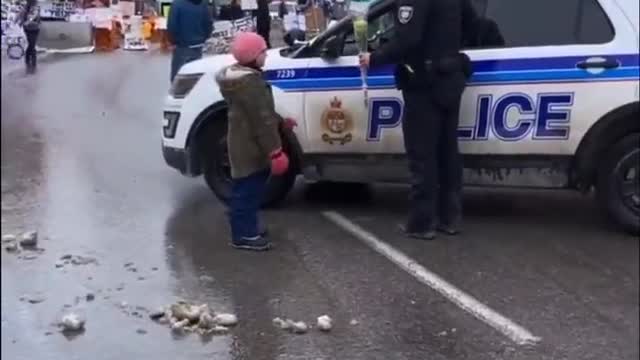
[215,32,292,251]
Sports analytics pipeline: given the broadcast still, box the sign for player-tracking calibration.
[154,16,167,30]
[457,93,573,141]
[241,0,257,10]
[123,15,148,50]
[160,3,170,17]
[367,98,403,141]
[366,94,574,142]
[119,0,135,17]
[40,2,76,20]
[68,14,91,22]
[321,97,353,145]
[84,7,115,28]
[204,16,255,54]
[283,13,305,31]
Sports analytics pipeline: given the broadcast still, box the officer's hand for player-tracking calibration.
[359,52,371,68]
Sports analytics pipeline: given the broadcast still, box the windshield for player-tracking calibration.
[286,0,392,58]
[287,15,355,58]
[309,15,355,46]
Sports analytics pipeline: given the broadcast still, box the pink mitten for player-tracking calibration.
[282,117,298,130]
[270,148,290,176]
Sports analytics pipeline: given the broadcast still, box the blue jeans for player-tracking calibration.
[229,169,270,241]
[170,46,203,82]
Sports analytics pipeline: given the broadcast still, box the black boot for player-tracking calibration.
[438,191,462,235]
[398,224,436,241]
[437,221,460,236]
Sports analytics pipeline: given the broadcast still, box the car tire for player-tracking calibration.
[201,116,297,208]
[596,133,640,235]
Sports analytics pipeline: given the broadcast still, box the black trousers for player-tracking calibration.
[24,28,39,70]
[401,84,463,231]
[256,17,271,49]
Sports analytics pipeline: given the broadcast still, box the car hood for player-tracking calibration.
[178,49,284,75]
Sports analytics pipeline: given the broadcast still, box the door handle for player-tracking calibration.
[576,58,620,70]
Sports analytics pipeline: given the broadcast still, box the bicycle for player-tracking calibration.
[5,35,27,60]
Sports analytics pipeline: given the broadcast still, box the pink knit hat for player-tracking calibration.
[230,32,268,65]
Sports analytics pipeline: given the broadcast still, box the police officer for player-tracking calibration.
[360,0,478,240]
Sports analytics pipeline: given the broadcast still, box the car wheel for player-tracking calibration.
[596,133,640,235]
[202,117,297,208]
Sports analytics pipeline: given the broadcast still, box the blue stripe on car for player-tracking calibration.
[264,54,640,92]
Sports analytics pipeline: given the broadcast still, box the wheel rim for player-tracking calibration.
[614,149,640,216]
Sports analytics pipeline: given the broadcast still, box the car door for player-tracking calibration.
[458,0,638,156]
[302,7,402,154]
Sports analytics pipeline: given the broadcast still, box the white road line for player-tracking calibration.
[323,210,541,346]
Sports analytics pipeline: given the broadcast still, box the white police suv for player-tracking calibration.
[162,0,639,234]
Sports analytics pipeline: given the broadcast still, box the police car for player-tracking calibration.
[162,0,639,234]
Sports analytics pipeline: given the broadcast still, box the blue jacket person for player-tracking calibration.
[168,0,214,82]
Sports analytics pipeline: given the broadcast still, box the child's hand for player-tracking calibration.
[282,117,298,130]
[270,149,290,176]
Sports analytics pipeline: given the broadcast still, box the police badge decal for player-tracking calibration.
[398,5,413,24]
[321,97,353,145]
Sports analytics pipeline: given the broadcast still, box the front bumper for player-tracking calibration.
[162,145,189,174]
[162,144,202,177]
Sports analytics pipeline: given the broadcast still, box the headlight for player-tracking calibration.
[170,73,203,99]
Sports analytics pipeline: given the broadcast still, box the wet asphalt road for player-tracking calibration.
[1,52,638,360]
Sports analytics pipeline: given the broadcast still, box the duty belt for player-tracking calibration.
[401,59,458,75]
[425,57,461,72]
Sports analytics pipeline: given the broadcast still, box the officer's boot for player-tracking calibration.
[399,207,437,241]
[437,191,462,235]
[401,226,437,240]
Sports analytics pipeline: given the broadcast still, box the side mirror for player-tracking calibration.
[284,29,305,47]
[320,35,340,59]
[367,29,382,43]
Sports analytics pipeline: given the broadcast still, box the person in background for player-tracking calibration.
[255,0,271,48]
[208,0,218,20]
[278,0,288,19]
[330,0,349,20]
[167,0,214,82]
[218,0,244,20]
[215,32,296,251]
[19,0,40,74]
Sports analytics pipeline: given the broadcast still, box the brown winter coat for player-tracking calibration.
[215,64,283,179]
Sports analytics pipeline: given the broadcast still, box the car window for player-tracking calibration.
[475,0,614,49]
[577,0,616,43]
[293,1,395,58]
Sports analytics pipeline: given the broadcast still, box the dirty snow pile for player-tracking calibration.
[149,301,238,336]
[59,313,86,333]
[3,231,38,253]
[271,314,334,334]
